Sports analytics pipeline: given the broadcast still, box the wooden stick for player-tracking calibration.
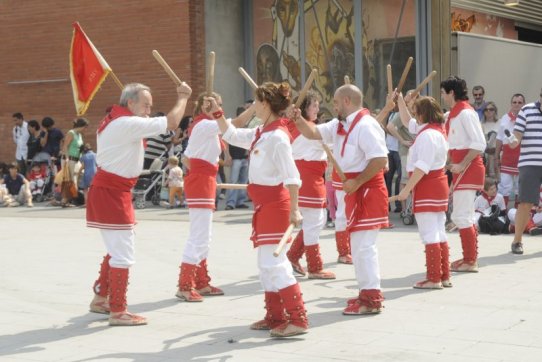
[396,57,413,93]
[322,143,347,182]
[109,71,124,90]
[294,68,317,108]
[344,75,350,85]
[152,50,182,85]
[273,223,295,257]
[238,67,258,90]
[216,183,248,190]
[207,51,215,96]
[386,64,393,95]
[411,70,437,97]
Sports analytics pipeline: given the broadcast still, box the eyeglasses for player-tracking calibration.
[484,108,496,111]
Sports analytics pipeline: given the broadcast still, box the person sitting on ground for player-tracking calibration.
[473,178,507,232]
[508,184,542,236]
[1,163,33,207]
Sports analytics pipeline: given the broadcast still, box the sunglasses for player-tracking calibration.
[484,108,496,111]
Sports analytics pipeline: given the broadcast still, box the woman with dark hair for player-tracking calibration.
[393,96,451,289]
[285,90,335,279]
[210,82,308,338]
[60,117,89,206]
[440,76,486,273]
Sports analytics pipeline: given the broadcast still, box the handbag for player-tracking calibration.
[61,164,78,199]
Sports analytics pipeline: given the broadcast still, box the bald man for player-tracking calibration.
[293,85,389,315]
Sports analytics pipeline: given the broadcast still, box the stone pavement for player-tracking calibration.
[1,202,542,362]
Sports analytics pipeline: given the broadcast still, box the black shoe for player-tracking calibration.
[511,242,524,255]
[236,204,249,209]
[225,205,234,210]
[529,227,542,236]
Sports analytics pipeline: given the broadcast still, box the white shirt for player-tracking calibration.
[13,121,29,160]
[474,193,506,213]
[184,118,222,164]
[447,109,486,152]
[406,124,448,174]
[317,112,388,172]
[291,134,327,161]
[223,123,301,187]
[97,116,167,178]
[496,113,516,144]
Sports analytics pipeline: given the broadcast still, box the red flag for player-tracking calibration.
[69,22,112,116]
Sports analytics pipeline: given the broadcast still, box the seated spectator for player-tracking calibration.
[1,163,33,207]
[28,163,46,196]
[474,178,506,231]
[508,184,542,236]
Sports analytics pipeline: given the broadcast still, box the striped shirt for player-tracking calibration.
[514,101,542,167]
[144,131,174,161]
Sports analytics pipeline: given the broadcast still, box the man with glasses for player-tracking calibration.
[471,85,488,122]
[508,89,542,254]
[495,94,526,209]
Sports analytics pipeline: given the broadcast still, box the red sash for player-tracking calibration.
[332,169,344,191]
[97,105,133,134]
[287,119,302,141]
[344,170,389,232]
[450,149,485,191]
[247,184,291,248]
[184,158,218,209]
[501,112,520,175]
[296,160,327,208]
[339,109,370,156]
[413,169,449,213]
[86,168,138,230]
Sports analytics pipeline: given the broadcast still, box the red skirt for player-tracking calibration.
[345,171,389,232]
[500,144,520,175]
[413,169,449,213]
[332,169,343,190]
[247,184,291,248]
[296,160,327,208]
[450,149,485,191]
[184,158,218,209]
[86,169,138,230]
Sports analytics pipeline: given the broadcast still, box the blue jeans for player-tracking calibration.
[226,159,249,207]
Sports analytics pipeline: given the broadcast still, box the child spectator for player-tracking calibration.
[474,178,507,231]
[162,156,184,209]
[78,143,97,205]
[1,163,33,207]
[28,163,46,196]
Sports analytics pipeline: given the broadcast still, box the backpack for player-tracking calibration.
[478,205,509,235]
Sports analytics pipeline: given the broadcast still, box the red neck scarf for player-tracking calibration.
[508,111,517,122]
[414,122,447,143]
[481,191,495,205]
[445,101,473,135]
[97,105,133,134]
[287,118,316,141]
[189,113,225,150]
[339,109,370,156]
[249,118,292,154]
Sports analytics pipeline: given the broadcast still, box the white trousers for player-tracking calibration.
[257,244,297,292]
[415,212,447,244]
[182,208,213,265]
[100,229,135,268]
[451,190,477,229]
[508,208,542,226]
[498,173,519,197]
[351,229,381,290]
[300,207,326,246]
[335,190,347,231]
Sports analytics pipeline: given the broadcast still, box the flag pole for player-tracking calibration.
[109,71,124,90]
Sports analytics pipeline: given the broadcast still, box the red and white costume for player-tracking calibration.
[285,120,333,276]
[446,101,486,267]
[87,105,167,313]
[406,123,451,285]
[496,112,521,205]
[223,118,308,331]
[508,186,542,231]
[474,192,507,228]
[317,109,389,311]
[177,114,223,299]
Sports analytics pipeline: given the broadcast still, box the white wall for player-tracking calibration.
[453,32,542,116]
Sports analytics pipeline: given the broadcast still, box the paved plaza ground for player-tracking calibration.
[1,201,542,361]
